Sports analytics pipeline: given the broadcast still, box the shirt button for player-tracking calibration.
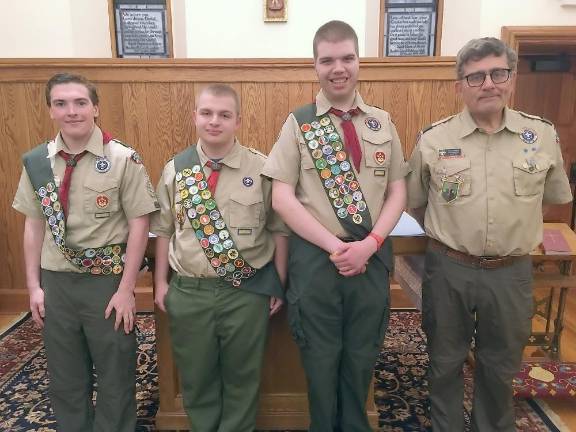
[489,219,494,224]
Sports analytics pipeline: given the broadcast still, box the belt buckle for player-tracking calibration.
[478,256,505,268]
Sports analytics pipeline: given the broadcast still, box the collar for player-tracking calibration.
[47,126,105,159]
[458,107,520,138]
[197,139,242,169]
[315,89,370,116]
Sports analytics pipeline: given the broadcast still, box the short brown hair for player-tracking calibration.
[456,38,518,79]
[45,73,99,106]
[196,84,241,114]
[313,20,359,59]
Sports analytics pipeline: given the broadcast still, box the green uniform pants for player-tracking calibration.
[287,235,390,432]
[41,270,137,432]
[422,248,533,432]
[166,274,270,432]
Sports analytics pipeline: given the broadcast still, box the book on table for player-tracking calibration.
[542,228,572,255]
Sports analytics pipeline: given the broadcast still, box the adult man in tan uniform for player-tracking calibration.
[12,73,158,432]
[262,21,408,431]
[407,38,573,431]
[152,84,288,431]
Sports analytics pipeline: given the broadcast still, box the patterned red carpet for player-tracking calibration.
[0,312,564,431]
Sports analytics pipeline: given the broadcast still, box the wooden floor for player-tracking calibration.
[1,285,574,430]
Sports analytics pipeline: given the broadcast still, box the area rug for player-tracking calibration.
[0,312,566,431]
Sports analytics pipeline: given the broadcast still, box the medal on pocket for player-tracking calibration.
[441,175,462,203]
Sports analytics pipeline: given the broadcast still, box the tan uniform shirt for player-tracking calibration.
[12,126,159,272]
[407,107,573,256]
[150,140,287,278]
[262,90,409,237]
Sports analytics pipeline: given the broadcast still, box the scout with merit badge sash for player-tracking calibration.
[22,133,127,275]
[293,104,393,270]
[173,145,283,296]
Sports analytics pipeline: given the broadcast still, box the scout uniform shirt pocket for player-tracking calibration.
[228,192,263,232]
[84,178,120,216]
[363,129,392,183]
[432,158,472,203]
[512,155,551,196]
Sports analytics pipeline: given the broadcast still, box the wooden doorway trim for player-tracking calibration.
[501,26,576,106]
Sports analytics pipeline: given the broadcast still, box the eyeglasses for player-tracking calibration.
[463,68,512,87]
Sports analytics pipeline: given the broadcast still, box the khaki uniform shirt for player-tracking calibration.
[150,140,288,278]
[12,126,159,272]
[262,90,409,237]
[407,107,573,256]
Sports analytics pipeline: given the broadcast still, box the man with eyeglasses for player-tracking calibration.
[407,38,572,431]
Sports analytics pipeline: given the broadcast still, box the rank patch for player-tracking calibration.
[96,194,110,209]
[243,177,254,187]
[374,151,386,165]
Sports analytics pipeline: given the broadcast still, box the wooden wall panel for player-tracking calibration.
[0,59,460,308]
[242,83,267,152]
[97,83,126,141]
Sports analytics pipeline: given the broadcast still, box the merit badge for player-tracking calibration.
[365,117,381,131]
[374,151,386,165]
[95,157,111,173]
[520,128,537,144]
[301,123,311,133]
[96,194,110,209]
[130,151,143,164]
[243,176,254,187]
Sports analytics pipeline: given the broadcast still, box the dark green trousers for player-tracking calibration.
[422,248,533,432]
[166,275,270,432]
[287,235,390,432]
[41,270,137,432]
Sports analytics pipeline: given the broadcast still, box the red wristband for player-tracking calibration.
[367,232,384,249]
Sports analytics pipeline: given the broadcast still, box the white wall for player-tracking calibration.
[181,0,367,58]
[0,0,111,58]
[0,0,574,58]
[441,0,576,55]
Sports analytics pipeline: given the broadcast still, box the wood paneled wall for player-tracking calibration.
[514,56,576,223]
[0,58,459,309]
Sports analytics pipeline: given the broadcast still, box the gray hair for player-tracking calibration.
[455,38,518,79]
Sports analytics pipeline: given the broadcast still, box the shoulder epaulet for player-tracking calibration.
[110,138,131,149]
[517,111,553,125]
[421,114,456,135]
[248,147,267,158]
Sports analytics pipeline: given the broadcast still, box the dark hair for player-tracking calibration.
[313,20,359,59]
[45,73,99,106]
[196,83,241,114]
[456,38,518,79]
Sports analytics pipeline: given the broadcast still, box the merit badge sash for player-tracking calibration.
[22,142,127,275]
[293,104,393,271]
[173,146,258,288]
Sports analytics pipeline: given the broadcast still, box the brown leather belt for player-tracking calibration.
[428,238,527,269]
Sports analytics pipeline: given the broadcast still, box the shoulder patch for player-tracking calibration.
[421,114,456,135]
[518,111,553,125]
[248,147,267,158]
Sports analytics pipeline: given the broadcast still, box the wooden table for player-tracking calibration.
[392,223,576,361]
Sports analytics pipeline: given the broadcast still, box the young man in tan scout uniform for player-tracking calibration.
[262,21,408,431]
[407,38,573,431]
[12,73,159,431]
[152,84,288,432]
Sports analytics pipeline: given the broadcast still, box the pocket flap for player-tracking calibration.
[512,156,551,174]
[362,129,392,145]
[230,193,263,206]
[434,158,471,176]
[84,178,119,193]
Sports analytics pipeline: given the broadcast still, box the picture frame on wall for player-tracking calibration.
[264,0,287,22]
